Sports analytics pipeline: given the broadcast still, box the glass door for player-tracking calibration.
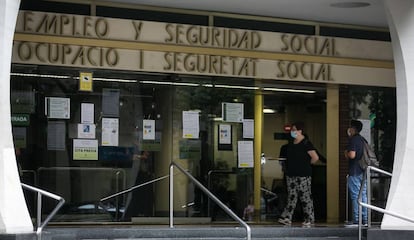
[261,81,327,222]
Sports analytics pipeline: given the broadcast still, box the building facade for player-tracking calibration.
[7,0,397,226]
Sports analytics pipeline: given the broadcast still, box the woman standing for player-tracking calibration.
[278,122,319,227]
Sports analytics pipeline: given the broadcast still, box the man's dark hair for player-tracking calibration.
[350,119,363,132]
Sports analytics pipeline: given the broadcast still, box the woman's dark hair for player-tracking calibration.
[292,121,305,133]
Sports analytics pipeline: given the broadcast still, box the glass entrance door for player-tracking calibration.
[261,82,327,222]
[168,76,255,220]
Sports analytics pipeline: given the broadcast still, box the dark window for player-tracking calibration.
[320,27,391,41]
[214,16,315,35]
[20,0,90,15]
[96,6,208,25]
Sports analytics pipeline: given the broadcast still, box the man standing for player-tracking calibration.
[344,119,368,226]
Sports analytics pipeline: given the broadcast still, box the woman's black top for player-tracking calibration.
[285,138,315,177]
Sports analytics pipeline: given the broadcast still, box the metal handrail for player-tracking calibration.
[346,174,349,223]
[100,174,170,202]
[170,161,251,240]
[21,170,37,185]
[261,187,277,207]
[207,169,236,216]
[38,167,126,221]
[38,167,127,202]
[100,174,170,221]
[21,183,65,235]
[357,166,414,240]
[261,187,277,197]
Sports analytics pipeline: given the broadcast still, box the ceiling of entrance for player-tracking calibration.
[103,0,388,28]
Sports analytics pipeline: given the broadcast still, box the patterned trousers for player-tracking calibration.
[281,176,315,222]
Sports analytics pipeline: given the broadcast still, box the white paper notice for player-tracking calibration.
[183,111,199,139]
[222,102,244,122]
[78,123,96,139]
[143,119,155,140]
[81,103,94,123]
[102,118,119,146]
[47,121,66,151]
[219,124,232,144]
[243,119,254,139]
[46,97,70,119]
[358,118,371,145]
[238,141,254,168]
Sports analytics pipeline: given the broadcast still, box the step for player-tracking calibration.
[0,225,360,240]
[367,227,414,240]
[131,217,212,224]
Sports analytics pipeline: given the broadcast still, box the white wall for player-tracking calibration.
[382,0,414,230]
[0,0,33,234]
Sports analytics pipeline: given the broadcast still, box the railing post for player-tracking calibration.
[21,183,65,235]
[346,174,349,223]
[169,164,174,228]
[358,172,365,240]
[367,166,372,227]
[115,171,120,221]
[171,161,251,240]
[37,193,42,230]
[207,170,212,217]
[357,166,395,240]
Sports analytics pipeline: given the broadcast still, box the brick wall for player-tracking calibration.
[339,85,350,221]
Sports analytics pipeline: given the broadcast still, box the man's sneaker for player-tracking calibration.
[278,218,291,225]
[344,222,359,228]
[302,221,314,227]
[344,221,368,228]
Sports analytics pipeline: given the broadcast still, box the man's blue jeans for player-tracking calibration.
[348,174,367,223]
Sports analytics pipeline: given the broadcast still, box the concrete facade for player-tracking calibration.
[0,0,33,234]
[1,0,414,234]
[382,0,414,230]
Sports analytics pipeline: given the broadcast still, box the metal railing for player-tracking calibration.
[207,169,236,216]
[261,187,277,197]
[357,166,414,240]
[38,167,126,221]
[21,183,65,235]
[100,174,169,221]
[170,161,251,240]
[100,174,170,202]
[21,170,37,185]
[346,174,349,223]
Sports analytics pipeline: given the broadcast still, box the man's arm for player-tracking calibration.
[344,150,356,160]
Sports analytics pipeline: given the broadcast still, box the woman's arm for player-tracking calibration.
[308,150,319,164]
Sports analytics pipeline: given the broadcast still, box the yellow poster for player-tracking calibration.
[79,72,93,91]
[73,139,98,160]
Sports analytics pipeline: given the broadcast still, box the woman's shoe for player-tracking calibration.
[278,218,291,225]
[302,220,314,227]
